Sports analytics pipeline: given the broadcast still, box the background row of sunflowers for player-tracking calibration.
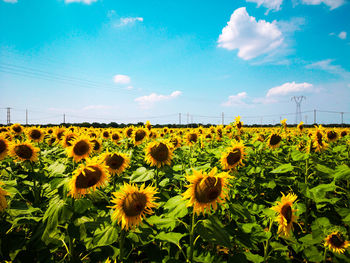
[0,119,349,262]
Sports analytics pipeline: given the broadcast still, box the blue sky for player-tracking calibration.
[0,0,349,125]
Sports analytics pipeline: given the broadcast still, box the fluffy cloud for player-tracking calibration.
[338,31,347,39]
[2,0,18,3]
[266,82,314,97]
[306,59,350,78]
[246,0,283,11]
[135,91,182,109]
[65,0,98,4]
[301,0,345,9]
[113,74,131,85]
[222,92,248,107]
[217,7,284,60]
[115,17,144,27]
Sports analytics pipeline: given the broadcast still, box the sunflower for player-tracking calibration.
[186,131,198,146]
[68,158,110,198]
[27,127,45,142]
[326,130,338,142]
[324,231,349,254]
[220,141,246,170]
[340,130,347,137]
[149,131,158,139]
[90,138,102,153]
[11,123,23,135]
[62,131,77,148]
[182,167,231,215]
[280,119,287,129]
[102,151,130,176]
[132,128,148,146]
[297,121,304,132]
[9,141,40,162]
[0,135,9,160]
[66,135,93,162]
[268,133,282,149]
[145,141,173,168]
[46,136,57,146]
[125,126,134,138]
[102,130,110,140]
[0,182,9,212]
[312,126,327,152]
[271,192,298,237]
[169,136,181,149]
[54,127,66,141]
[145,120,152,130]
[111,132,121,144]
[234,116,243,130]
[110,183,158,230]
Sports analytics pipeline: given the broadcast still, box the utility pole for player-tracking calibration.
[305,115,308,125]
[6,107,11,125]
[179,113,181,125]
[291,96,306,124]
[63,114,65,124]
[314,109,316,124]
[222,112,224,125]
[26,109,28,125]
[187,112,189,124]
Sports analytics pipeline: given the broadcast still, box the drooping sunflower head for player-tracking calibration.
[0,181,9,212]
[297,121,304,132]
[145,141,173,168]
[324,231,349,254]
[68,158,110,198]
[280,119,287,129]
[271,192,298,237]
[110,183,158,230]
[102,151,130,176]
[312,126,328,152]
[234,116,243,129]
[268,133,282,149]
[27,127,45,142]
[145,120,152,130]
[66,135,93,162]
[182,167,231,215]
[11,123,23,135]
[132,128,148,146]
[220,141,246,170]
[326,130,338,142]
[0,135,10,160]
[9,140,40,162]
[186,131,198,146]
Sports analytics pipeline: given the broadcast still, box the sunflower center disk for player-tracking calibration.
[281,204,292,224]
[126,129,133,137]
[30,130,42,140]
[75,167,102,189]
[14,145,33,159]
[73,141,90,156]
[270,134,281,145]
[13,126,22,133]
[112,134,119,140]
[0,140,6,153]
[106,154,124,169]
[226,149,241,165]
[330,235,344,248]
[195,177,222,203]
[316,132,323,145]
[135,130,146,142]
[123,192,147,217]
[150,143,169,162]
[327,131,336,140]
[188,134,197,143]
[91,140,100,151]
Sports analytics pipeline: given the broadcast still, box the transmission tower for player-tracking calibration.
[6,107,11,125]
[291,96,305,124]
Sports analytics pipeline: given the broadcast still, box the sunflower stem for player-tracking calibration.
[263,218,273,263]
[188,211,196,262]
[305,157,310,231]
[155,167,159,188]
[323,247,327,262]
[119,229,126,262]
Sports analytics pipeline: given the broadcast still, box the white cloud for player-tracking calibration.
[113,74,131,85]
[246,0,283,12]
[125,86,134,90]
[338,31,347,39]
[306,59,350,79]
[135,91,182,109]
[3,0,18,3]
[301,0,345,9]
[217,7,284,60]
[266,82,314,97]
[115,17,144,27]
[222,92,248,107]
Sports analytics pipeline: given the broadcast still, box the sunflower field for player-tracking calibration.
[0,119,349,263]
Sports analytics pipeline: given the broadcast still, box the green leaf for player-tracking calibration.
[307,182,336,203]
[303,246,323,262]
[155,232,185,246]
[244,252,264,263]
[74,198,93,214]
[333,165,350,181]
[163,195,188,218]
[129,167,154,182]
[270,163,294,174]
[315,164,334,175]
[291,151,308,161]
[196,215,231,248]
[92,223,119,248]
[47,160,66,176]
[147,215,176,230]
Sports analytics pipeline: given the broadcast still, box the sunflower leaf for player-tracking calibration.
[129,167,155,182]
[155,232,185,246]
[270,163,294,173]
